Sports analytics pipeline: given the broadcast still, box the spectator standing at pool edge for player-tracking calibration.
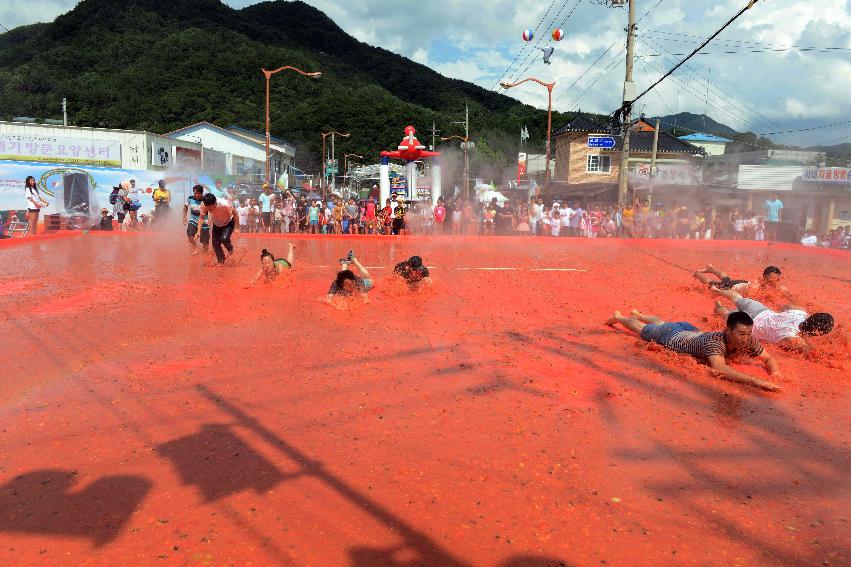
[24,175,49,235]
[763,193,783,241]
[259,184,273,233]
[152,180,171,224]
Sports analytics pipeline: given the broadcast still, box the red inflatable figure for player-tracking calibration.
[380,126,441,162]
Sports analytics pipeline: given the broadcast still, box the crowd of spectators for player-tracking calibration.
[198,188,851,248]
[12,176,846,248]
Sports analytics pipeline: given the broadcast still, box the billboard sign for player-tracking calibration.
[802,167,851,184]
[0,133,121,167]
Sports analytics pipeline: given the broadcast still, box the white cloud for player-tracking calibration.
[411,48,429,65]
[3,0,851,145]
[0,0,75,29]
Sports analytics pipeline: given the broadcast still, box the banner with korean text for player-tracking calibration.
[0,134,121,167]
[802,167,851,184]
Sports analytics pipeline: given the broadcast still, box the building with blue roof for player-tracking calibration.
[677,132,733,156]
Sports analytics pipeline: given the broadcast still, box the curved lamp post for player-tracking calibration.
[500,77,555,185]
[263,66,321,184]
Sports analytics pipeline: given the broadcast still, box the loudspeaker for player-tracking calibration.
[63,173,90,215]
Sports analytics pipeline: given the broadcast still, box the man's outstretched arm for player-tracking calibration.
[707,355,780,391]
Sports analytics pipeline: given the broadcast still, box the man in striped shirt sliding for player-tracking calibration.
[605,310,782,391]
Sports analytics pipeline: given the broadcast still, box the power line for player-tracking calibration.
[637,0,665,23]
[637,35,797,145]
[504,0,583,87]
[810,131,851,148]
[620,0,762,113]
[635,46,851,56]
[635,46,777,141]
[551,0,665,115]
[765,119,851,135]
[564,47,625,110]
[653,118,796,151]
[491,0,565,90]
[641,28,850,51]
[552,39,621,104]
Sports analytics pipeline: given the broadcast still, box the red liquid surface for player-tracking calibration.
[0,232,848,566]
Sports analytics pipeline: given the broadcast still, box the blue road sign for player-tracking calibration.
[588,136,616,149]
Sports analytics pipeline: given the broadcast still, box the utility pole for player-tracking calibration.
[430,122,440,151]
[464,102,469,198]
[321,134,327,194]
[617,0,637,207]
[331,132,336,193]
[452,102,471,198]
[649,118,660,206]
[62,98,67,127]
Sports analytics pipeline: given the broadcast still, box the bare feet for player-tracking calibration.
[630,308,642,318]
[604,310,623,327]
[713,300,728,317]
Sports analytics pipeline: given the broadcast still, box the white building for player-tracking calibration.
[166,122,295,179]
[677,133,732,156]
[0,120,203,171]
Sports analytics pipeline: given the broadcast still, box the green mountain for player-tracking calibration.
[0,0,579,176]
[649,112,739,138]
[806,143,851,166]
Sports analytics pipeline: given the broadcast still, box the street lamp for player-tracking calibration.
[321,130,350,195]
[500,77,555,185]
[263,66,321,184]
[441,135,471,199]
[344,153,363,186]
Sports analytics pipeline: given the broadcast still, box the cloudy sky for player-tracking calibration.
[2,0,849,146]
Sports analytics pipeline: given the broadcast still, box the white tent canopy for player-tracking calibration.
[478,190,508,204]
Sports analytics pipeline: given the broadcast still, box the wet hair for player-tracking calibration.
[192,184,204,194]
[336,269,357,282]
[799,313,834,336]
[726,311,754,329]
[202,193,217,206]
[25,175,36,188]
[260,248,275,261]
[762,266,781,278]
[408,255,423,268]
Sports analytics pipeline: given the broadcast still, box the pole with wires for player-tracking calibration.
[617,0,637,208]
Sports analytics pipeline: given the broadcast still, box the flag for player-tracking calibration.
[521,126,529,141]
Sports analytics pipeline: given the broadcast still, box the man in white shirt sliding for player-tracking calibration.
[712,287,834,353]
[196,194,239,265]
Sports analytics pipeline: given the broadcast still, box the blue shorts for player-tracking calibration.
[640,322,699,345]
[361,278,374,292]
[310,220,318,226]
